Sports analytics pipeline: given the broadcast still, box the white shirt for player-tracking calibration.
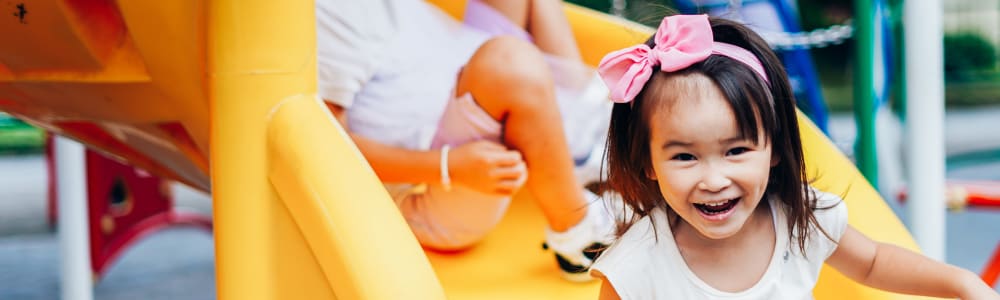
[591,189,848,300]
[316,0,489,149]
[315,0,611,159]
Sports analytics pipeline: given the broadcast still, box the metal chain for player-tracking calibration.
[611,0,853,50]
[757,20,855,50]
[727,0,743,22]
[611,0,626,17]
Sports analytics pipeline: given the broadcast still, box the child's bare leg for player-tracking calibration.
[456,36,586,231]
[478,0,581,61]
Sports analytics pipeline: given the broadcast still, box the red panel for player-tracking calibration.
[46,138,212,278]
[84,148,174,274]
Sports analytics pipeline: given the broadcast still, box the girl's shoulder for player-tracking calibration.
[807,186,849,236]
[808,186,847,210]
[770,186,847,233]
[788,186,850,259]
[595,209,666,266]
[591,208,682,297]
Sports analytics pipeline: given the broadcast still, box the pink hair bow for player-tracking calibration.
[597,15,768,103]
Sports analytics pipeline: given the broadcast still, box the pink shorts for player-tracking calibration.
[387,92,510,251]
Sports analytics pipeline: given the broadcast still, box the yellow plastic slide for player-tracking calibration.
[0,0,929,298]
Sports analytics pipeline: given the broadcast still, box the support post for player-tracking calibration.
[903,0,946,261]
[55,136,93,300]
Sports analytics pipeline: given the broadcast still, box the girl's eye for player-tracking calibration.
[671,153,696,161]
[727,147,750,156]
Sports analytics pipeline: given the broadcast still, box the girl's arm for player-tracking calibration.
[324,102,527,195]
[827,225,999,299]
[598,278,622,300]
[592,270,622,300]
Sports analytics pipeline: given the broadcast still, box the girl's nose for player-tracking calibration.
[697,168,732,192]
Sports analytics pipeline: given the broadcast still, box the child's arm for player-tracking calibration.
[826,225,999,299]
[324,102,527,196]
[598,278,622,300]
[592,270,622,300]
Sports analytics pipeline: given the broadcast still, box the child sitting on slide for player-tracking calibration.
[316,0,614,281]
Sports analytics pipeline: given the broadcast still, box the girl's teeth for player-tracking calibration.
[703,200,730,207]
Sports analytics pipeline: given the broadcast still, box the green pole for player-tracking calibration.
[889,0,907,121]
[854,0,879,187]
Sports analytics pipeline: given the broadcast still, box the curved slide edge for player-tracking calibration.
[267,95,445,299]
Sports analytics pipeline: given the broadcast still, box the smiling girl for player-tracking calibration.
[589,14,999,300]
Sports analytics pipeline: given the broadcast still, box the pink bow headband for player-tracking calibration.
[597,15,769,103]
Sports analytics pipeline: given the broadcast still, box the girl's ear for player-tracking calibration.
[771,152,781,167]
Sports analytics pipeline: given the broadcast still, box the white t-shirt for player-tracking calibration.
[315,0,611,160]
[316,0,489,150]
[591,188,848,300]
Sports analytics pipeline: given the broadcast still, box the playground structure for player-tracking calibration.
[0,0,992,298]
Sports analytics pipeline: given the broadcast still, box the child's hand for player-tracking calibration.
[957,271,1000,300]
[960,284,1000,300]
[449,140,527,196]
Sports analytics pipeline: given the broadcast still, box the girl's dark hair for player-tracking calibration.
[604,17,829,254]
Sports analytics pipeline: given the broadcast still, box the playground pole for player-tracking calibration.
[208,1,319,297]
[903,0,946,260]
[854,0,879,187]
[55,136,93,300]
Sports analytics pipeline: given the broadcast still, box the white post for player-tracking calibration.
[55,136,93,300]
[904,0,946,261]
[611,0,626,17]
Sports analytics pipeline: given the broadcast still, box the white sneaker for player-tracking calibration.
[543,190,617,282]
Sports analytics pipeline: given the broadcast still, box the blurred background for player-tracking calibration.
[1,0,998,298]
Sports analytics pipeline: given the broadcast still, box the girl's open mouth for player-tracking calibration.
[693,198,740,220]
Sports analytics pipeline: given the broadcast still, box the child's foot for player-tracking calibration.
[543,191,617,282]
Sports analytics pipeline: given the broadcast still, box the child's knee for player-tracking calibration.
[461,36,555,113]
[467,36,552,88]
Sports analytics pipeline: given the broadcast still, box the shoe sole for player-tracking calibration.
[561,270,596,283]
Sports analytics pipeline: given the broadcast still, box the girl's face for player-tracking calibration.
[647,74,774,240]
